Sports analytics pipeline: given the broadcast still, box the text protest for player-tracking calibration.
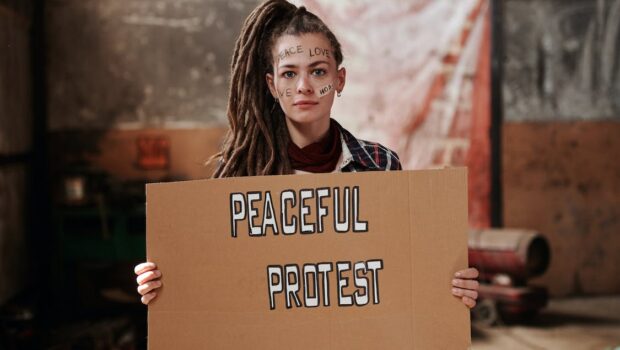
[267,259,383,310]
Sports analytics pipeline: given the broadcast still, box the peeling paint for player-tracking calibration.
[504,0,620,121]
[122,14,202,32]
[47,0,262,130]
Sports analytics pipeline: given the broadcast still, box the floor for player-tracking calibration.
[471,296,620,350]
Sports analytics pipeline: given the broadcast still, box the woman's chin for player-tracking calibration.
[284,112,329,126]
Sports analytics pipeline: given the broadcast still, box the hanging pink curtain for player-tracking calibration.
[300,0,491,227]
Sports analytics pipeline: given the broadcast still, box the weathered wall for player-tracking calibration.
[46,0,260,130]
[502,121,620,296]
[0,0,32,305]
[0,1,32,153]
[503,0,620,122]
[49,128,227,182]
[45,0,262,189]
[502,0,620,296]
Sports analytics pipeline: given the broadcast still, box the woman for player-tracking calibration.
[135,0,479,308]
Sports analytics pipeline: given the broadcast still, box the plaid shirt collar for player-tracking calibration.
[332,119,384,172]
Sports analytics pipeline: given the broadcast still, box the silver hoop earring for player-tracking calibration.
[337,91,342,97]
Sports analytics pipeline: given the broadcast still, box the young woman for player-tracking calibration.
[135,0,479,308]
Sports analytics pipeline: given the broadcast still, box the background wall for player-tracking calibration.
[503,0,620,122]
[0,0,33,305]
[46,0,260,130]
[42,0,620,298]
[45,0,259,183]
[502,0,620,296]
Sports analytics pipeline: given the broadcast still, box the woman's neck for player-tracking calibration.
[286,117,331,148]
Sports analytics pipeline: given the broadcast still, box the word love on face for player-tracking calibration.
[277,82,333,99]
[229,187,369,237]
[277,45,331,62]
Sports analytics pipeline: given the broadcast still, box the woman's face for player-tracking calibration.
[266,33,346,127]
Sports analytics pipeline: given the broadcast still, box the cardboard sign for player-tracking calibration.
[146,168,470,349]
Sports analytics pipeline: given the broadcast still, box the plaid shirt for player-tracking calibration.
[333,119,402,172]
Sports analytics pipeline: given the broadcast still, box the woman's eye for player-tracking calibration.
[282,71,296,78]
[312,69,326,76]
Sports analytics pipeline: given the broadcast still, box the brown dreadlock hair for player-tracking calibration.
[210,0,344,178]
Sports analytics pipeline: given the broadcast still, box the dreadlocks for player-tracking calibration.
[210,0,344,178]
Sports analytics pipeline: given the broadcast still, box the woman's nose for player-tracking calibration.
[296,74,314,95]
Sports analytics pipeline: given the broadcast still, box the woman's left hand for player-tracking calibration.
[452,267,479,308]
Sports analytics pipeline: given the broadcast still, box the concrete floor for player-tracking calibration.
[471,296,620,350]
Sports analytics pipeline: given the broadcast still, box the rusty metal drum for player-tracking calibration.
[468,229,551,283]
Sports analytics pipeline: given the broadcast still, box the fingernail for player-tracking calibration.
[452,288,459,295]
[455,272,461,277]
[452,279,458,285]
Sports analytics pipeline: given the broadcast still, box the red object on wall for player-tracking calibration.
[136,135,170,170]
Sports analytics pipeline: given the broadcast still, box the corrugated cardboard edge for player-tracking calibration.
[409,167,471,349]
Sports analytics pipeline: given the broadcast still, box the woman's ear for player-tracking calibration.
[266,73,277,98]
[337,67,346,94]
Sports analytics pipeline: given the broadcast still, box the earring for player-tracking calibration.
[337,91,342,97]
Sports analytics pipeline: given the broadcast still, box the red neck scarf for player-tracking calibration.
[288,120,342,173]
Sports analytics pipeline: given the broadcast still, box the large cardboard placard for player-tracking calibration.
[146,168,470,349]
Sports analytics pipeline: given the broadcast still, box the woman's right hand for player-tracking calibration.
[134,262,162,305]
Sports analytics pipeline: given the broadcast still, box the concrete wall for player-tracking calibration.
[502,0,620,296]
[49,128,227,182]
[46,0,260,130]
[503,121,620,296]
[503,0,620,122]
[44,0,262,188]
[0,0,32,305]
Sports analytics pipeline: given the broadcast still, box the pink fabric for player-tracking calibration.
[301,0,492,227]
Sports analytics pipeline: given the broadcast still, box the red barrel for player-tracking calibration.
[468,229,550,283]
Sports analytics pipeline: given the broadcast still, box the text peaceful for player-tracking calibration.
[230,186,369,237]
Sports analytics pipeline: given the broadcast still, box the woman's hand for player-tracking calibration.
[135,262,162,305]
[451,267,479,308]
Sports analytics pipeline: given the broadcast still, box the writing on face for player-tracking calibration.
[276,45,331,63]
[275,45,334,99]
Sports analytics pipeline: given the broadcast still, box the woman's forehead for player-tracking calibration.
[275,33,331,49]
[273,34,334,66]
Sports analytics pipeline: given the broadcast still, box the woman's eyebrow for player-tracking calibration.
[278,60,330,69]
[279,63,299,69]
[308,60,329,67]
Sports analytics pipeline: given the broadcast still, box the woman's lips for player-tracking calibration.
[294,101,318,109]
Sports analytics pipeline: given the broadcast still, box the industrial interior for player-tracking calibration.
[0,0,619,348]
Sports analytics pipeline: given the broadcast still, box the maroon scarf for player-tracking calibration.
[288,120,342,173]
